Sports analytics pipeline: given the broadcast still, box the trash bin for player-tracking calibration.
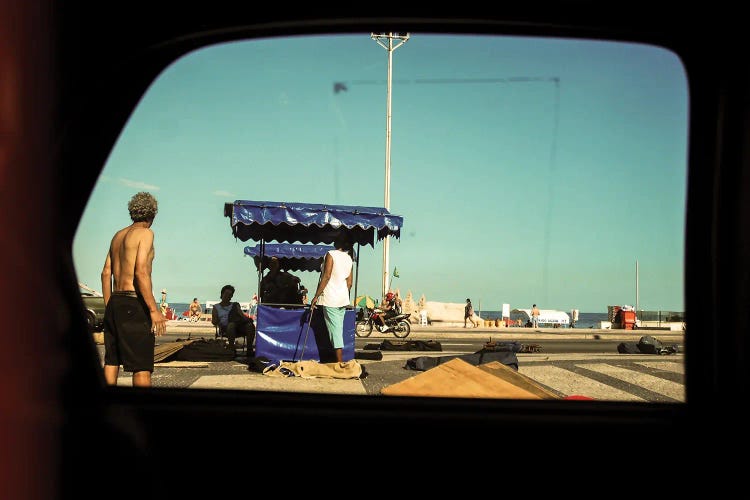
[622,310,636,330]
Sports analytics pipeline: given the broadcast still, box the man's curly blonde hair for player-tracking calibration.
[128,192,158,222]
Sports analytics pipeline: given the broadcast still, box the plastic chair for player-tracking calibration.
[215,324,247,350]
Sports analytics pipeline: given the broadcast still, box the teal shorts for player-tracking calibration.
[321,305,346,349]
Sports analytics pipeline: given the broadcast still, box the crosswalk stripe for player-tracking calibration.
[519,365,646,401]
[583,363,685,401]
[636,361,685,374]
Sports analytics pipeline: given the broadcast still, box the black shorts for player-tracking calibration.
[103,292,155,373]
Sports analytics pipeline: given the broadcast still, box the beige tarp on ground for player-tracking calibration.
[263,359,364,379]
[380,358,560,399]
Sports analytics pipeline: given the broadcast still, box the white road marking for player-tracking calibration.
[519,365,646,401]
[584,363,685,401]
[636,361,685,374]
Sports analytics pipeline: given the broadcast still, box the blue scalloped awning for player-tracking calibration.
[224,200,404,247]
[244,243,334,272]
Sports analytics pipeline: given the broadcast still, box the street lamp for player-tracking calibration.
[371,32,409,298]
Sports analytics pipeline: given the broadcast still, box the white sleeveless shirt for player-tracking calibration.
[317,249,352,308]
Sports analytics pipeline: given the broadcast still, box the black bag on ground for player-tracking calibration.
[355,350,384,360]
[247,356,273,373]
[379,340,442,351]
[637,335,664,354]
[617,342,641,354]
[482,341,524,352]
[173,338,236,361]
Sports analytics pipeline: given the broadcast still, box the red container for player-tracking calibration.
[621,310,636,330]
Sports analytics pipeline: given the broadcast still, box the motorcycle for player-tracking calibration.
[355,307,411,338]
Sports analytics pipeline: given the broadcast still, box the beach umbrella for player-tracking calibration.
[354,295,376,309]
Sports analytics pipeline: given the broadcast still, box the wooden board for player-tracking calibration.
[380,358,546,399]
[154,340,193,362]
[477,361,559,399]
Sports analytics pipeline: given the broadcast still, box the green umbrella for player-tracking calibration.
[354,295,376,309]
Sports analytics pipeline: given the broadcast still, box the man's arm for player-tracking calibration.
[133,228,166,336]
[101,248,112,306]
[230,301,248,323]
[211,307,219,326]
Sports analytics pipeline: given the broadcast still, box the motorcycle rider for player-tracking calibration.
[376,291,401,332]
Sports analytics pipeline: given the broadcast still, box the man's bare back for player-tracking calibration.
[109,225,154,292]
[102,222,160,324]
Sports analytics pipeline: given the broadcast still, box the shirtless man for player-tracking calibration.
[100,192,166,387]
[189,298,202,321]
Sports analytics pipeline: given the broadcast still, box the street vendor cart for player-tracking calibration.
[225,200,403,364]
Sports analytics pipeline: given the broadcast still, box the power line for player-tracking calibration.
[334,76,558,90]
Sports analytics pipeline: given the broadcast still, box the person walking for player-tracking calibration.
[310,233,353,363]
[100,192,166,388]
[531,303,541,328]
[464,298,478,328]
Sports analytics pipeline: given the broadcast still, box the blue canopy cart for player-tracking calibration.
[224,200,404,364]
[244,243,334,273]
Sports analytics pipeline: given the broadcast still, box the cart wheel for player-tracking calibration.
[392,320,411,338]
[355,320,372,337]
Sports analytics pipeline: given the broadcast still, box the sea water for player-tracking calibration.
[166,302,192,317]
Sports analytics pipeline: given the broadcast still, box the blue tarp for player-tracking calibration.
[244,243,333,272]
[224,200,404,246]
[254,304,355,364]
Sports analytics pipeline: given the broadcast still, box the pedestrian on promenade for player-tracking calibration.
[311,233,353,363]
[464,298,478,328]
[100,191,165,387]
[531,304,540,328]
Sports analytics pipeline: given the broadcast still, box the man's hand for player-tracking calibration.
[150,311,167,336]
[310,295,319,310]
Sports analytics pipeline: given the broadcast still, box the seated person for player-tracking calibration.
[211,284,255,350]
[259,257,304,305]
[188,297,202,321]
[375,291,401,332]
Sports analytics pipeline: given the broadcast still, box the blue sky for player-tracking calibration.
[73,33,687,313]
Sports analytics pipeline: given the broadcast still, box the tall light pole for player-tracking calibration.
[635,259,639,312]
[371,32,409,298]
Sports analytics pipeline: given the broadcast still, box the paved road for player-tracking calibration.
[97,323,685,401]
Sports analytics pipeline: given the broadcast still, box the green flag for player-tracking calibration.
[393,267,399,278]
